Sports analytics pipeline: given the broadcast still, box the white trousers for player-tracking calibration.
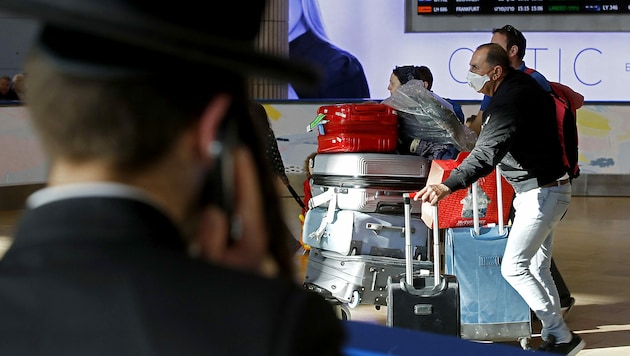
[501,183,573,343]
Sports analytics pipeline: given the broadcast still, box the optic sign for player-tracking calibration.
[441,33,628,102]
[317,0,630,102]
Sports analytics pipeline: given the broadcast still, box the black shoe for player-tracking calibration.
[539,332,585,355]
[561,297,576,320]
[538,334,556,352]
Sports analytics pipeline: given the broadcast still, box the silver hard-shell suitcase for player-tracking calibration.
[302,207,429,259]
[304,248,433,308]
[308,152,429,213]
[309,183,423,213]
[311,153,429,179]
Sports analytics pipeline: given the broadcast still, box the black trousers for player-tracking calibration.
[551,258,573,307]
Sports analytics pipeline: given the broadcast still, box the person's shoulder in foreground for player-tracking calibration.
[0,0,344,355]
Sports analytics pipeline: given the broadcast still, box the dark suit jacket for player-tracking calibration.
[0,197,344,355]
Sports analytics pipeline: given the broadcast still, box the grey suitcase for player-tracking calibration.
[309,182,423,213]
[307,152,428,213]
[310,152,429,180]
[304,248,433,308]
[302,207,429,259]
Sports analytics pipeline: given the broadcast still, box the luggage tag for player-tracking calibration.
[308,188,336,209]
[308,192,337,242]
[306,113,326,132]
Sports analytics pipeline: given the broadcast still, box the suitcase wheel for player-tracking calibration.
[519,337,532,350]
[347,290,361,309]
[339,304,351,321]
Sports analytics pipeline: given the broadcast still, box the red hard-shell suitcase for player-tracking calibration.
[310,103,398,153]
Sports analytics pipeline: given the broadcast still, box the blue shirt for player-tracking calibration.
[479,61,551,111]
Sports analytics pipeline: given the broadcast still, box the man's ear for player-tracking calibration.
[492,65,503,80]
[197,94,232,159]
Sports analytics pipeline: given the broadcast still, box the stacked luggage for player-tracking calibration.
[301,103,432,313]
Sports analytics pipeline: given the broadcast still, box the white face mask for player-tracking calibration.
[466,71,490,92]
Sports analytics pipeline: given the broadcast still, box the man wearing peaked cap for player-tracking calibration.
[0,1,344,355]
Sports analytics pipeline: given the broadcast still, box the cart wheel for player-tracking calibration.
[347,290,361,309]
[339,304,351,320]
[519,337,532,350]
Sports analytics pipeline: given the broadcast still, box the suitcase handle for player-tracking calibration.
[472,167,506,236]
[468,226,509,240]
[404,192,440,286]
[352,103,390,112]
[365,223,414,236]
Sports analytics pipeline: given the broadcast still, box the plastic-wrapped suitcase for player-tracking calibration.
[308,103,398,153]
[302,207,429,259]
[444,169,531,344]
[386,194,460,336]
[304,248,433,308]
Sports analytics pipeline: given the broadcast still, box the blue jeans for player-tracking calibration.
[501,183,573,343]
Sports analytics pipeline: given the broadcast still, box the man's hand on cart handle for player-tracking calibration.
[413,183,452,206]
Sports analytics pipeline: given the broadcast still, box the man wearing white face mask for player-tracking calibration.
[468,25,576,319]
[413,43,585,355]
[466,25,551,135]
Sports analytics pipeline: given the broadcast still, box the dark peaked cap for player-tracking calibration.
[0,0,319,86]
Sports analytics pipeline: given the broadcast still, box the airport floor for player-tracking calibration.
[1,196,629,355]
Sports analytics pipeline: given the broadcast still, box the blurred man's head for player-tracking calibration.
[1,0,316,167]
[0,76,12,95]
[11,73,25,93]
[2,0,310,272]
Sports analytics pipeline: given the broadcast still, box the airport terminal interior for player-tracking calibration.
[2,1,630,355]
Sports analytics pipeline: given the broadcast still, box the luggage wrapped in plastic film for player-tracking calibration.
[382,80,477,152]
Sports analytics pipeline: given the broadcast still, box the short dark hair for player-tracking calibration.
[25,49,244,171]
[478,43,511,70]
[392,65,434,90]
[492,24,527,60]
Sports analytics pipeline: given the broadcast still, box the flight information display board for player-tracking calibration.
[417,1,630,15]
